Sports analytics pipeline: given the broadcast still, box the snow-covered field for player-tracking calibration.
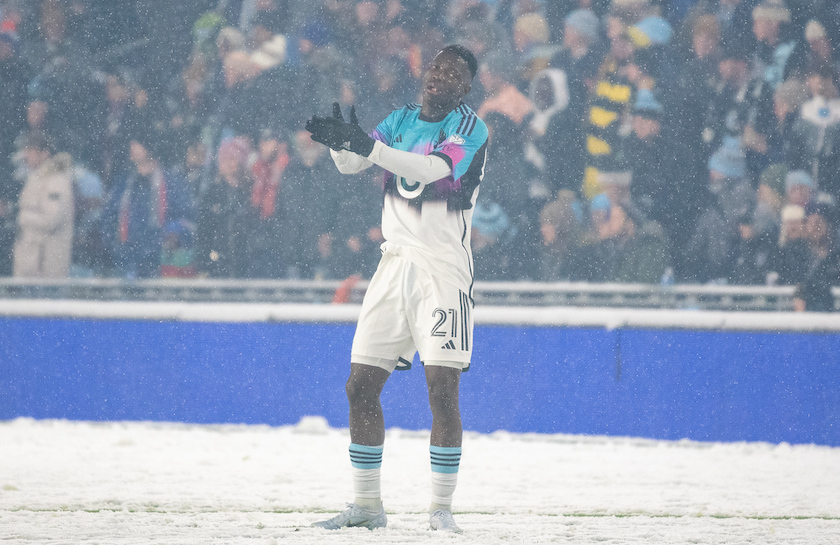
[2,417,839,544]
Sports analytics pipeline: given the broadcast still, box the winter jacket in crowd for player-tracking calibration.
[101,166,193,278]
[13,152,75,277]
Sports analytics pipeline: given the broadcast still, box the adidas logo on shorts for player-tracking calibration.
[441,340,456,350]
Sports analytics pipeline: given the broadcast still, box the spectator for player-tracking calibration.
[160,220,197,278]
[730,211,779,285]
[743,77,808,172]
[774,203,810,284]
[247,129,289,278]
[70,162,107,277]
[538,189,583,281]
[526,67,583,195]
[574,191,637,282]
[745,0,807,153]
[582,15,636,200]
[471,201,516,280]
[786,67,840,201]
[803,19,839,77]
[669,14,722,185]
[625,89,689,246]
[551,8,603,113]
[783,169,817,211]
[0,28,29,276]
[322,171,383,281]
[685,135,753,283]
[477,50,537,278]
[195,136,254,278]
[794,248,840,312]
[697,43,752,172]
[613,218,670,284]
[278,129,345,279]
[753,163,787,243]
[101,116,193,279]
[12,133,74,278]
[512,11,557,89]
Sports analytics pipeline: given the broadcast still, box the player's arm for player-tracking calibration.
[330,148,373,174]
[331,141,451,183]
[366,141,451,184]
[307,104,450,183]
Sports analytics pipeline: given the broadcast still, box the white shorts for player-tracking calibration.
[351,253,473,373]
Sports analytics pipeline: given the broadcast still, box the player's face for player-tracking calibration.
[422,51,471,107]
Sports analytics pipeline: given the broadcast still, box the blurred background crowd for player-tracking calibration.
[1,0,839,308]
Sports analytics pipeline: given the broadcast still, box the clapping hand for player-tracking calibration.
[305,103,376,157]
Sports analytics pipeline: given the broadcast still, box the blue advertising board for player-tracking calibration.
[2,305,838,446]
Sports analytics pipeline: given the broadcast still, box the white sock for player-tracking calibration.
[353,467,382,510]
[430,471,459,512]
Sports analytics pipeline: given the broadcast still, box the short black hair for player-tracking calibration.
[440,44,478,79]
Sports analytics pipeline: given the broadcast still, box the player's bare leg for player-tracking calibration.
[314,363,390,530]
[425,366,462,447]
[346,363,390,446]
[425,365,463,532]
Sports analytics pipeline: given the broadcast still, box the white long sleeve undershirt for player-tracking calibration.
[330,140,452,184]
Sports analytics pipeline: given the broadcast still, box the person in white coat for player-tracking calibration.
[13,133,75,278]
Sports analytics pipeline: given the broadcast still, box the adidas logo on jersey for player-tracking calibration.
[448,134,465,145]
[395,134,403,143]
[441,340,456,350]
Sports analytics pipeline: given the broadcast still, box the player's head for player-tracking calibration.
[440,45,478,80]
[423,45,476,109]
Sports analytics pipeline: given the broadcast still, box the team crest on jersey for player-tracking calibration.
[448,134,465,145]
[397,176,425,199]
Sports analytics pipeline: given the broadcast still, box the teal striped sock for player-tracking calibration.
[430,445,461,474]
[349,443,383,469]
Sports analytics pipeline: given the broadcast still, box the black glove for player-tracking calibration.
[305,115,344,151]
[305,103,376,157]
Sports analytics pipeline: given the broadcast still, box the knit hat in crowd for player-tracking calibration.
[708,135,747,178]
[805,20,827,41]
[785,170,816,192]
[565,9,600,45]
[628,16,673,48]
[633,88,663,118]
[591,193,612,213]
[472,202,510,239]
[752,0,791,23]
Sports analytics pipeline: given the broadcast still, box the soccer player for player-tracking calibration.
[305,44,487,533]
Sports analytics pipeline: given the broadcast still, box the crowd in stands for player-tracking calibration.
[1,0,839,309]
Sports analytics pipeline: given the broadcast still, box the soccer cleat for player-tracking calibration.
[312,502,387,530]
[429,509,461,533]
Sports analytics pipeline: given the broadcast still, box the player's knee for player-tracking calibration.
[427,383,459,414]
[345,375,376,405]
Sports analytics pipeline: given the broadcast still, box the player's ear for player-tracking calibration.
[462,81,471,96]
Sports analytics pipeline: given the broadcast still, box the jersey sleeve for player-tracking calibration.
[431,113,489,181]
[370,107,404,146]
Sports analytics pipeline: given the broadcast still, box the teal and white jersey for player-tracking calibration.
[370,103,488,295]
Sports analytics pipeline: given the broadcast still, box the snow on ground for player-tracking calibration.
[2,417,839,544]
